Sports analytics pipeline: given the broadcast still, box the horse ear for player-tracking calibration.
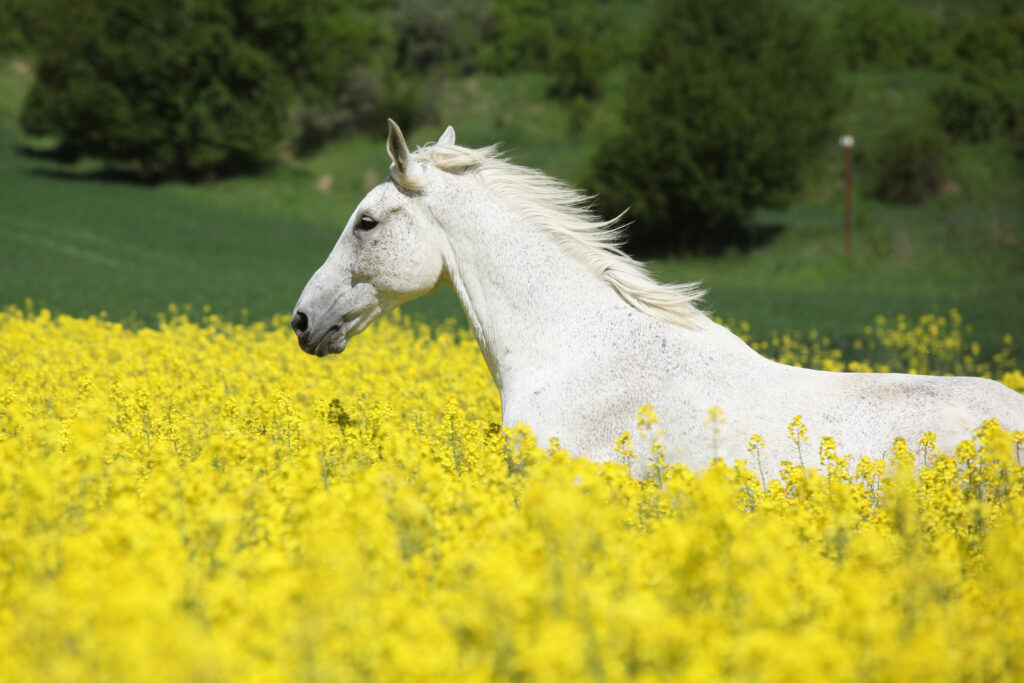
[438,125,456,146]
[386,118,410,174]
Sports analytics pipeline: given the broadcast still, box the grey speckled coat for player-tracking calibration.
[292,121,1024,479]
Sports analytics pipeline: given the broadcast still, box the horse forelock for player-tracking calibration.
[398,142,707,328]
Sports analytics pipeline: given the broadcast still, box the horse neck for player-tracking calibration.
[433,179,638,391]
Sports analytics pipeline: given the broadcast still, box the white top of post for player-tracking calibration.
[840,134,855,148]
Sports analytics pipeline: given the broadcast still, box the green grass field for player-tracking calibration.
[1,57,1021,357]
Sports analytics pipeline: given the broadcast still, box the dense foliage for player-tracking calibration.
[589,0,838,252]
[10,0,1024,245]
[832,0,935,70]
[0,0,28,54]
[931,7,1024,143]
[1,306,1023,680]
[476,0,633,101]
[866,124,954,204]
[19,0,376,177]
[16,0,635,174]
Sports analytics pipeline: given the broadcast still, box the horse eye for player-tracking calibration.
[358,214,378,231]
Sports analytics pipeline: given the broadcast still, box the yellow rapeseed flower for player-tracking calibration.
[0,306,1022,681]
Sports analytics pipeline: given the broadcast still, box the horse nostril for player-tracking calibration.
[291,311,309,334]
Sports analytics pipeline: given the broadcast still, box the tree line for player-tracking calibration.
[2,0,1022,252]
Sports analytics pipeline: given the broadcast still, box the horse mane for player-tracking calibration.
[394,142,708,329]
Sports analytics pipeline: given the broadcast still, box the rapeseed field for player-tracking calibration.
[1,306,1023,681]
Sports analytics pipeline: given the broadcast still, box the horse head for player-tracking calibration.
[291,120,453,356]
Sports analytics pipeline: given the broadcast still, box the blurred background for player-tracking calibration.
[0,0,1021,354]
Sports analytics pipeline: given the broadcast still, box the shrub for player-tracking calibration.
[476,0,555,73]
[589,0,838,253]
[0,0,29,54]
[477,0,627,101]
[867,125,953,204]
[388,0,491,74]
[950,11,1024,73]
[833,0,936,70]
[289,68,438,156]
[547,11,604,100]
[932,77,1009,142]
[933,8,1024,142]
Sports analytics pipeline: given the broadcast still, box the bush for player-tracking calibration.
[589,0,838,253]
[867,125,953,204]
[950,11,1024,73]
[477,0,555,73]
[388,0,491,74]
[0,0,29,54]
[547,11,604,100]
[932,78,1009,142]
[19,0,372,178]
[933,8,1024,143]
[288,67,439,156]
[477,0,627,101]
[833,0,936,70]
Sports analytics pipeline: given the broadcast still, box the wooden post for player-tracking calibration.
[840,134,855,258]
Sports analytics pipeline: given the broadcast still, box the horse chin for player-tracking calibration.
[314,335,348,357]
[301,327,349,357]
[301,305,382,357]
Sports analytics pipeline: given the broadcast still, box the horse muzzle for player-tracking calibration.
[291,310,351,357]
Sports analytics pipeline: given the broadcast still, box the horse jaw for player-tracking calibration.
[292,251,386,357]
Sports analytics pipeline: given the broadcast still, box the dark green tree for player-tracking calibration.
[932,7,1024,143]
[0,0,30,54]
[20,0,368,178]
[589,0,839,253]
[477,0,554,73]
[548,8,606,100]
[832,0,936,70]
[388,0,491,74]
[477,0,641,101]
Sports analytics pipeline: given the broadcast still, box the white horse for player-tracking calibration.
[292,120,1024,477]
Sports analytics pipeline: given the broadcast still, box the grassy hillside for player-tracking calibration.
[0,58,365,325]
[1,57,1021,358]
